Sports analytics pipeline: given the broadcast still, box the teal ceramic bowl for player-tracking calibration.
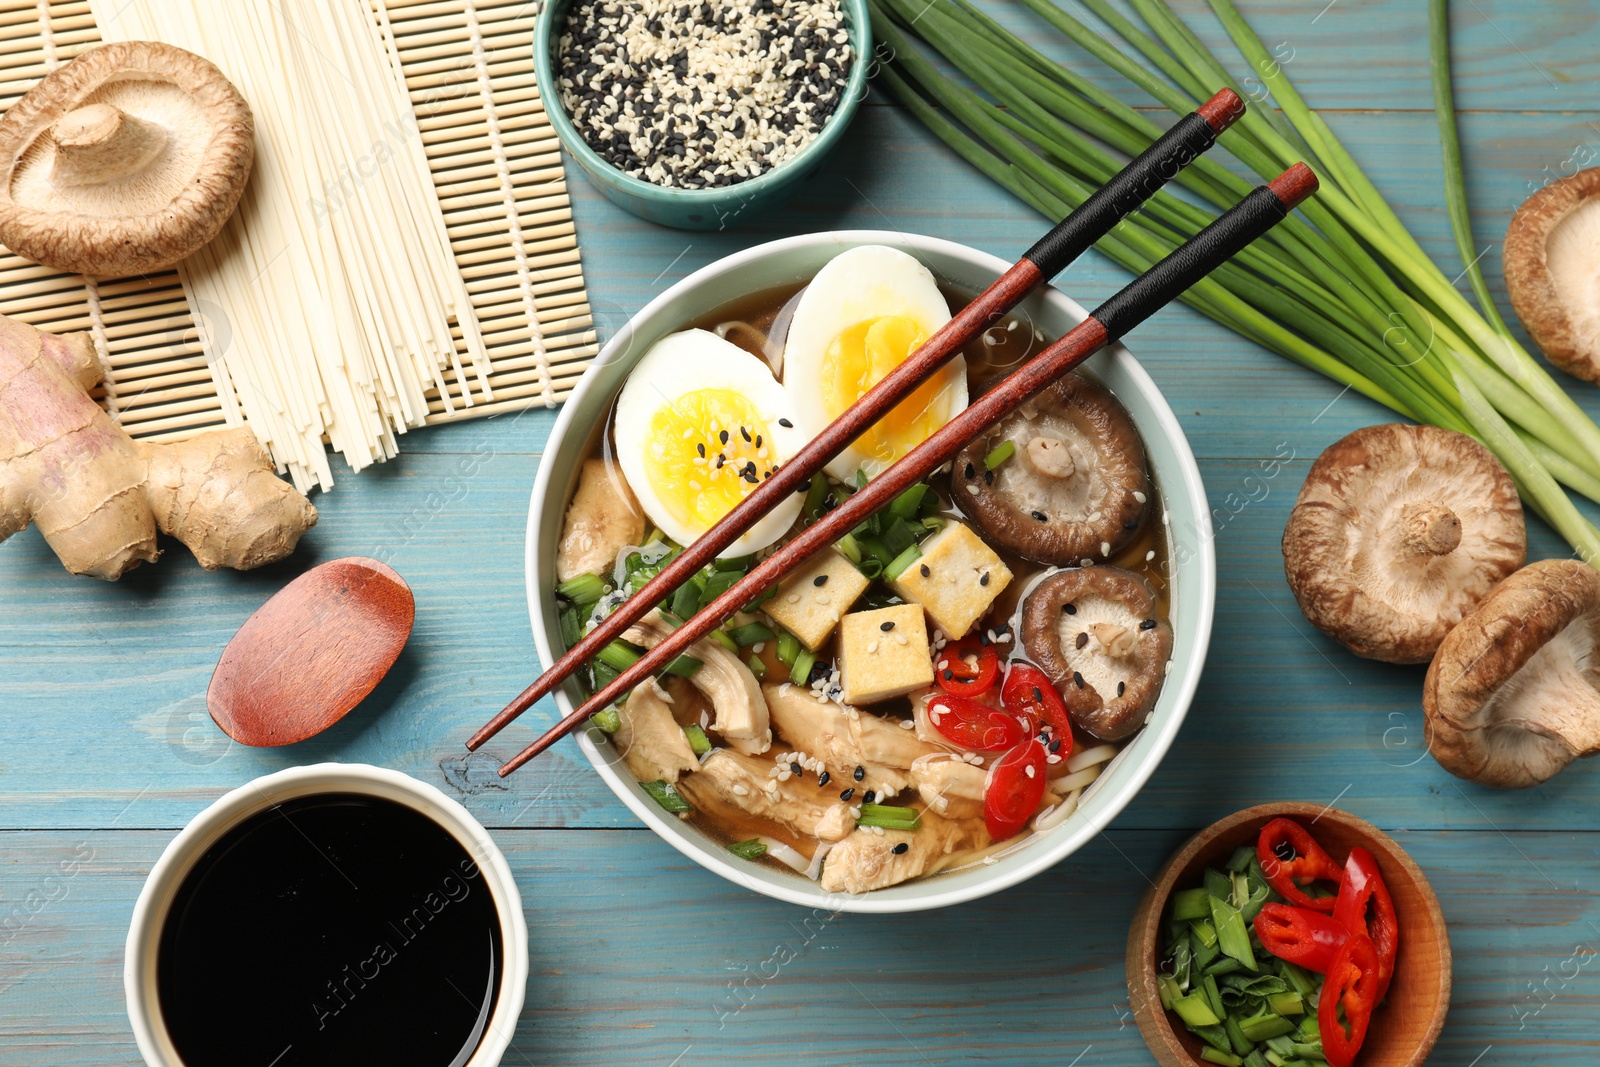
[534,0,871,230]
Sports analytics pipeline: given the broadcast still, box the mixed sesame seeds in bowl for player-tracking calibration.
[535,0,871,229]
[525,232,1217,912]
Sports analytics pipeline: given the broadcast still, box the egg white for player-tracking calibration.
[782,245,964,481]
[613,329,806,556]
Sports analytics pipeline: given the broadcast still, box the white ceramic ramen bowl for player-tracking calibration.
[124,763,528,1067]
[525,231,1216,913]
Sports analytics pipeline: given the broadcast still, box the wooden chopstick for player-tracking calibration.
[495,163,1319,777]
[467,87,1246,752]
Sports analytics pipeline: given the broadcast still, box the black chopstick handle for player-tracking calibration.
[1022,88,1245,279]
[1092,163,1318,343]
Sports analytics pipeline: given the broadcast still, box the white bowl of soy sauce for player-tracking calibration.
[124,764,528,1067]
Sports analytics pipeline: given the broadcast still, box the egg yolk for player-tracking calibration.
[822,314,956,465]
[642,387,780,536]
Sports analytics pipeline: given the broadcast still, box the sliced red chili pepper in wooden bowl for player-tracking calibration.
[935,635,1000,697]
[1257,816,1344,912]
[983,739,1048,841]
[1253,902,1349,973]
[1319,931,1382,1067]
[1333,845,1400,1002]
[1000,661,1074,751]
[926,693,1033,753]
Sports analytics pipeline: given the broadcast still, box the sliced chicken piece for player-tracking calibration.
[626,612,771,754]
[909,755,986,819]
[764,683,953,797]
[557,458,645,581]
[677,749,856,843]
[819,811,992,894]
[615,683,699,784]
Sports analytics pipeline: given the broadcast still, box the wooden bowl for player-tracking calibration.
[1126,803,1451,1067]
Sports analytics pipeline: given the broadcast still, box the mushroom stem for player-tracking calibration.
[49,103,167,186]
[1090,622,1136,658]
[1026,435,1076,479]
[1400,501,1463,556]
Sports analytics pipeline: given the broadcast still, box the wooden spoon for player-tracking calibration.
[207,557,415,747]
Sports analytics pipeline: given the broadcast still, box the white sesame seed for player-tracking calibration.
[1134,490,1148,504]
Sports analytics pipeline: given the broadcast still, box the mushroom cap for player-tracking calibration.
[1019,565,1172,741]
[0,42,253,277]
[951,372,1150,566]
[1423,559,1600,789]
[1283,423,1525,664]
[1504,167,1600,383]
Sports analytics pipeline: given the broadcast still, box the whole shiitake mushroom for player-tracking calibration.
[1504,167,1600,383]
[0,42,253,277]
[1282,424,1525,663]
[1424,559,1600,788]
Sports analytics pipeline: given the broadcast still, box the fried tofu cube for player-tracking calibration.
[764,548,870,650]
[889,521,1013,638]
[839,604,935,705]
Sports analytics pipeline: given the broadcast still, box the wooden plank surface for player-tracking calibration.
[3,0,1600,1064]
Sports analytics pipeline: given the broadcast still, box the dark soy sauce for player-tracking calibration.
[157,794,503,1067]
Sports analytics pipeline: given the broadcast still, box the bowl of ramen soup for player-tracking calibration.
[526,231,1215,912]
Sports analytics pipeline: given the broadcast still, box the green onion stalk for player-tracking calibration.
[869,0,1600,562]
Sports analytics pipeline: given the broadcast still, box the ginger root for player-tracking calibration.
[0,314,315,579]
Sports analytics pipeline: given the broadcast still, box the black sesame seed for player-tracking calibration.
[980,572,990,587]
[1049,739,1061,753]
[790,761,802,775]
[1063,603,1077,615]
[942,669,953,681]
[1031,510,1048,522]
[880,621,895,632]
[1140,618,1158,630]
[1076,632,1088,649]
[741,426,752,443]
[813,573,829,586]
[1117,681,1126,697]
[840,787,855,801]
[818,770,830,786]
[854,765,865,781]
[1073,671,1085,688]
[984,469,994,486]
[696,442,706,457]
[719,430,730,444]
[755,435,763,448]
[779,418,793,428]
[892,842,909,855]
[964,462,976,479]
[919,563,931,578]
[1032,686,1042,702]
[863,790,876,803]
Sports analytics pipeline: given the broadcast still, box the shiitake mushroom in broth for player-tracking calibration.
[550,246,1174,894]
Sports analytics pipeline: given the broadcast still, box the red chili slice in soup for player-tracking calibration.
[984,740,1049,841]
[936,636,1000,697]
[926,694,1032,752]
[1001,662,1074,749]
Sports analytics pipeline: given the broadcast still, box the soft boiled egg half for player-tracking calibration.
[613,329,806,556]
[783,245,966,481]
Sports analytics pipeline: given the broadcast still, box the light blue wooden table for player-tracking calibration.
[4,2,1598,1063]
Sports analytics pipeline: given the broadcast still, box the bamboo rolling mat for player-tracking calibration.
[1,0,595,461]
